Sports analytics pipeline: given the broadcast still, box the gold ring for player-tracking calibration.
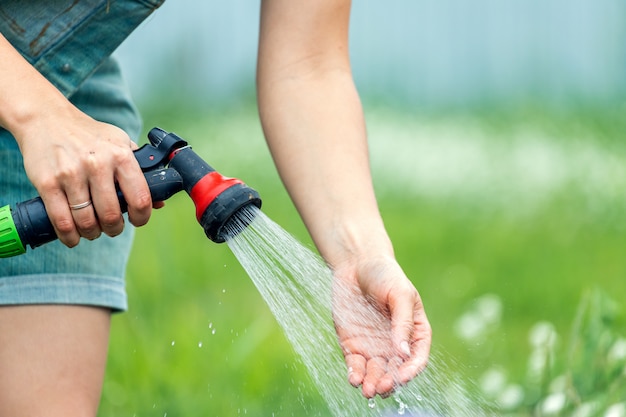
[69,200,92,210]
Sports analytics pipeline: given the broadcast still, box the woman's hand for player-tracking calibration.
[0,32,152,248]
[15,111,152,247]
[332,255,431,398]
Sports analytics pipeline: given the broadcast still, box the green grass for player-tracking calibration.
[100,102,626,416]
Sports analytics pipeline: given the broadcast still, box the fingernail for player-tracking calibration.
[400,341,411,356]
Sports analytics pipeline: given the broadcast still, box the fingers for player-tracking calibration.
[345,354,366,387]
[40,190,82,247]
[362,357,386,398]
[355,351,428,399]
[35,128,152,247]
[390,291,432,387]
[376,356,402,396]
[336,266,432,399]
[114,154,152,227]
[397,315,431,385]
[39,170,101,247]
[389,287,419,358]
[68,198,100,240]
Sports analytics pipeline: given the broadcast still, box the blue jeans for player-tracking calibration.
[0,57,141,311]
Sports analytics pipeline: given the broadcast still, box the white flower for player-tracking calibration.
[571,402,598,417]
[608,338,626,364]
[529,321,558,349]
[479,367,507,398]
[474,294,503,325]
[497,384,524,410]
[528,348,550,380]
[549,375,569,393]
[454,311,486,341]
[605,403,626,417]
[454,293,502,341]
[540,392,567,415]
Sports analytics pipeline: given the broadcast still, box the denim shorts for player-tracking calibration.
[0,57,142,312]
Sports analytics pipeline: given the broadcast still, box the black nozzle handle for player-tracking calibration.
[14,168,184,249]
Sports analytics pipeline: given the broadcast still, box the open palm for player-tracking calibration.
[332,256,431,398]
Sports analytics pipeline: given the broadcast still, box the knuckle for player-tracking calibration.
[77,217,99,233]
[84,154,103,173]
[134,190,153,211]
[55,217,75,235]
[100,211,123,229]
[113,147,135,165]
[56,164,81,182]
[37,176,61,194]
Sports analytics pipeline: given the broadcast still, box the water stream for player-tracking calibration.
[224,205,492,417]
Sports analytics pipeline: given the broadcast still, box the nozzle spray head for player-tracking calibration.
[159,129,261,243]
[196,178,261,243]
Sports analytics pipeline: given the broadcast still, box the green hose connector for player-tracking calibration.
[0,205,25,258]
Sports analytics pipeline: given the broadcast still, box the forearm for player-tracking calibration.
[257,70,393,267]
[257,1,431,397]
[0,33,151,245]
[0,33,73,142]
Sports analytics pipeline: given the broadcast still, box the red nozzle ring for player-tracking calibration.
[189,172,243,222]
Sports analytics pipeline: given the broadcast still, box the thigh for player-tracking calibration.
[0,305,111,417]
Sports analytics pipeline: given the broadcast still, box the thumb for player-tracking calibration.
[388,287,417,358]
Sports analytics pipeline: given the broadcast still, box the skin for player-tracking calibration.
[257,0,431,398]
[0,0,431,414]
[0,29,152,417]
[0,306,111,416]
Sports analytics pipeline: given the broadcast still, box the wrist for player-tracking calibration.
[6,89,71,143]
[0,34,71,142]
[316,215,395,269]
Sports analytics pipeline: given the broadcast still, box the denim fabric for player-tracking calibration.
[0,57,142,310]
[0,0,163,310]
[0,0,164,97]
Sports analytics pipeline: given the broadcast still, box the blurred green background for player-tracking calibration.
[99,103,626,416]
[100,1,626,415]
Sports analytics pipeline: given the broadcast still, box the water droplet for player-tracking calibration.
[198,341,203,348]
[208,322,213,328]
[416,394,423,401]
[171,340,175,346]
[394,396,408,415]
[367,398,376,409]
[212,329,216,335]
[222,289,226,293]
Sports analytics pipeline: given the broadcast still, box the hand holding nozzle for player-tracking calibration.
[0,128,261,258]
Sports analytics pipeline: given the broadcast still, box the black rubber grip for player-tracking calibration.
[14,168,184,249]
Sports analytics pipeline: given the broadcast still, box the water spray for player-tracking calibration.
[0,127,262,258]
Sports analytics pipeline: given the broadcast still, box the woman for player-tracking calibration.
[0,1,431,414]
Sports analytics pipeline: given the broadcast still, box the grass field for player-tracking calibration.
[99,102,626,416]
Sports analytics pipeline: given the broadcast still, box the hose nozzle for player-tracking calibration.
[159,130,261,243]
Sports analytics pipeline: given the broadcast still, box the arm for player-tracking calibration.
[0,33,151,246]
[257,0,431,398]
